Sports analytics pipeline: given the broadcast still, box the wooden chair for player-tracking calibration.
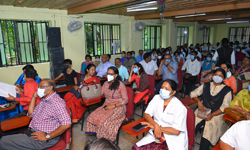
[223,114,237,124]
[179,97,197,106]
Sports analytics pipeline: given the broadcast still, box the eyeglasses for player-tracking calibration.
[107,73,114,75]
[38,86,49,89]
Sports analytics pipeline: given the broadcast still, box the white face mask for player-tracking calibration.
[107,74,114,82]
[37,88,46,98]
[227,71,232,78]
[158,56,162,59]
[213,75,223,83]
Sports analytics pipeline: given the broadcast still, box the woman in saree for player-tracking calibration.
[234,57,250,89]
[230,86,250,116]
[85,66,128,141]
[64,64,100,121]
[128,62,150,104]
[191,68,233,150]
[133,79,188,150]
[221,62,238,97]
[200,53,216,84]
[80,54,93,73]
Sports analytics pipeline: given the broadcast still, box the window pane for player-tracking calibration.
[142,26,162,50]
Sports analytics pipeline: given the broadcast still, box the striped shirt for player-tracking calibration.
[29,92,71,133]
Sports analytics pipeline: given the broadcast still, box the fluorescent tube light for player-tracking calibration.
[175,13,206,19]
[206,18,232,21]
[127,7,158,12]
[127,1,157,10]
[227,21,249,23]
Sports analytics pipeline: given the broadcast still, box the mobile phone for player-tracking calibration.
[132,123,146,132]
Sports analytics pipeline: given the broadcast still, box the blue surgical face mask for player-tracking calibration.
[206,57,211,61]
[132,54,135,57]
[190,55,195,60]
[95,58,100,62]
[248,85,250,92]
[139,52,143,55]
[166,52,170,54]
[234,45,237,48]
[165,59,171,63]
[236,49,240,52]
[190,46,193,48]
[159,89,171,99]
[211,52,214,56]
[133,68,138,73]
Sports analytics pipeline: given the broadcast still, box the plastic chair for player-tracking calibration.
[186,107,195,150]
[115,86,134,145]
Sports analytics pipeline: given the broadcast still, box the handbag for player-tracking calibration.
[80,81,102,103]
[224,107,247,122]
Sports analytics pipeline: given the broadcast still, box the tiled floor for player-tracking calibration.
[69,101,209,150]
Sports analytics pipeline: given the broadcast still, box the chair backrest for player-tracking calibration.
[125,86,134,120]
[237,79,242,93]
[186,107,195,149]
[148,75,155,99]
[76,72,81,82]
[177,69,183,91]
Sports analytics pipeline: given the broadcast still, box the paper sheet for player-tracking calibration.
[0,82,16,98]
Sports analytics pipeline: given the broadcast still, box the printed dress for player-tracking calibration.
[85,81,128,141]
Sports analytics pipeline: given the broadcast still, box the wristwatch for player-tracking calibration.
[46,134,50,140]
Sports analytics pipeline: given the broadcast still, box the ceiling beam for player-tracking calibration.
[173,12,250,22]
[135,1,250,20]
[198,18,250,24]
[68,0,131,15]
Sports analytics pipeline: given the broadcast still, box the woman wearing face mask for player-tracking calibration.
[235,45,246,66]
[221,63,238,97]
[156,51,163,67]
[234,57,250,89]
[133,79,188,150]
[191,68,233,150]
[200,53,216,84]
[128,63,150,104]
[85,66,128,142]
[63,64,100,121]
[80,55,94,73]
[173,51,185,70]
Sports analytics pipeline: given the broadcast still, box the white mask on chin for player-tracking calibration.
[107,75,114,82]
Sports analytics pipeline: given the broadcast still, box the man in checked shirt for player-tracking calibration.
[0,79,71,150]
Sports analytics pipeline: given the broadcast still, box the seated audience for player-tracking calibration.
[200,53,215,84]
[96,54,114,77]
[128,63,150,104]
[123,51,136,72]
[204,42,213,52]
[80,55,93,73]
[86,67,128,141]
[64,64,100,121]
[136,50,144,62]
[191,68,232,150]
[229,88,250,115]
[187,49,202,61]
[54,59,77,85]
[0,79,71,150]
[210,49,215,57]
[220,118,250,150]
[84,138,121,150]
[115,58,129,81]
[156,50,163,67]
[15,64,40,87]
[151,49,157,61]
[1,68,41,138]
[131,50,136,62]
[181,51,201,97]
[93,55,101,67]
[121,51,126,63]
[173,51,185,70]
[180,47,186,57]
[234,41,246,66]
[221,62,237,97]
[140,53,158,76]
[234,57,250,89]
[155,54,178,94]
[133,79,188,150]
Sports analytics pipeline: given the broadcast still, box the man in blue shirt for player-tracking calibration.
[155,54,178,94]
[115,58,129,81]
[136,50,144,62]
[96,54,114,77]
[15,65,40,86]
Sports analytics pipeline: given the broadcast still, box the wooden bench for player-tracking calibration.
[1,116,31,132]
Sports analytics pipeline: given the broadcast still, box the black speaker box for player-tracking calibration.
[49,47,64,79]
[48,27,61,48]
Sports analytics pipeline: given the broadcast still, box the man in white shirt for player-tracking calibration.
[212,38,235,72]
[140,53,158,76]
[181,51,201,97]
[215,42,221,50]
[96,54,114,77]
[204,42,213,52]
[186,48,202,61]
[220,114,250,150]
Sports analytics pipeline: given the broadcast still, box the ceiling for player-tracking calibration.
[1,0,250,24]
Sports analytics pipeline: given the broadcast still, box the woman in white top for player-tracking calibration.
[133,79,188,150]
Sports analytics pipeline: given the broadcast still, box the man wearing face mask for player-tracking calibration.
[1,68,41,138]
[96,54,114,77]
[136,50,144,62]
[155,54,178,94]
[115,58,129,81]
[204,42,213,52]
[131,51,136,62]
[0,79,71,150]
[181,51,201,98]
[54,59,77,86]
[123,51,136,72]
[156,50,163,67]
[93,55,101,67]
